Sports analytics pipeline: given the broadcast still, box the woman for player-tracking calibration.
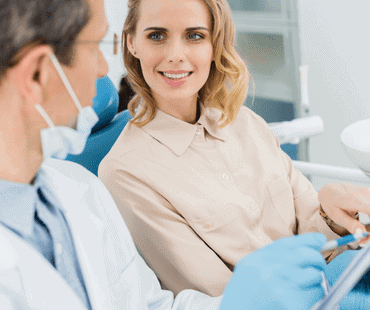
[99,0,366,297]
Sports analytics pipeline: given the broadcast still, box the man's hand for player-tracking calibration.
[318,183,370,235]
[220,233,327,310]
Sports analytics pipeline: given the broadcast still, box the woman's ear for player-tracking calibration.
[127,34,138,58]
[14,46,53,107]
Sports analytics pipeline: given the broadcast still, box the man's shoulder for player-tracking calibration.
[41,158,114,208]
[41,158,112,214]
[41,158,138,249]
[42,158,99,183]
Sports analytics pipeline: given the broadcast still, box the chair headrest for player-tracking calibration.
[91,76,119,132]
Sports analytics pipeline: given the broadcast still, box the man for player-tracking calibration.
[0,0,363,309]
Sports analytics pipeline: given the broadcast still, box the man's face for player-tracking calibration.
[44,0,109,128]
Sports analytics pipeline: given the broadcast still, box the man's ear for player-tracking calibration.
[14,46,53,106]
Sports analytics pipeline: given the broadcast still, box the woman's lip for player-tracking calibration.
[159,70,193,74]
[158,71,193,75]
[159,71,193,78]
[159,71,192,86]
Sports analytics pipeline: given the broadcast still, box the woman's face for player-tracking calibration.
[127,0,214,104]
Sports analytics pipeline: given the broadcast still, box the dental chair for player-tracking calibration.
[65,76,132,176]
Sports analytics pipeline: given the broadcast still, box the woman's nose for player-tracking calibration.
[167,38,186,63]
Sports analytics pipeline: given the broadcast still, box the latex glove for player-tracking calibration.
[318,183,370,236]
[324,250,370,310]
[220,233,327,310]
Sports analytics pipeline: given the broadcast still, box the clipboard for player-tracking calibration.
[312,241,370,309]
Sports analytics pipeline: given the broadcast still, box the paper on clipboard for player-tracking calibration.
[316,272,340,310]
[311,241,370,309]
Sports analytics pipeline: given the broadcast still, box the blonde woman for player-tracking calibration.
[99,0,367,297]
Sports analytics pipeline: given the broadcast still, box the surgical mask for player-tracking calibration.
[35,53,99,160]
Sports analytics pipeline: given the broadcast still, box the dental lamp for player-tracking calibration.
[341,119,370,179]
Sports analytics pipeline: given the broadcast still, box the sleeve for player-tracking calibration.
[135,254,223,310]
[98,158,233,297]
[247,111,346,261]
[276,136,351,260]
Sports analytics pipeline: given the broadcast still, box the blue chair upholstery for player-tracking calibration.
[66,76,132,175]
[91,76,120,132]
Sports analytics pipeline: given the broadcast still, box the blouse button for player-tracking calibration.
[195,128,202,135]
[250,203,258,211]
[205,222,213,229]
[221,173,229,181]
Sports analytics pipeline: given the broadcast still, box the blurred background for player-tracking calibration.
[100,0,370,192]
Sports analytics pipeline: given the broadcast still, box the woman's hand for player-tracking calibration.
[318,183,370,235]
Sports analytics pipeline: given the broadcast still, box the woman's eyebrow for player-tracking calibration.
[144,27,210,32]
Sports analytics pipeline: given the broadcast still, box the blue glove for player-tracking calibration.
[220,233,327,310]
[324,250,370,309]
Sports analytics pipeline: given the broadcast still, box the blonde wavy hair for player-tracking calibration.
[122,0,250,128]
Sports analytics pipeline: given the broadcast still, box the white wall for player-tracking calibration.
[298,0,370,191]
[101,0,128,89]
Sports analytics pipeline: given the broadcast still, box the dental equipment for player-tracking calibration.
[268,115,324,145]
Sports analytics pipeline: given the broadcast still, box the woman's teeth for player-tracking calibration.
[162,72,191,80]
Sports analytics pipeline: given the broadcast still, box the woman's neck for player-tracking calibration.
[155,94,199,124]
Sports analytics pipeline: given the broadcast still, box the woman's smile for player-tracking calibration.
[158,71,194,87]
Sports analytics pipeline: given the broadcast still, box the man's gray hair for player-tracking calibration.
[0,0,90,78]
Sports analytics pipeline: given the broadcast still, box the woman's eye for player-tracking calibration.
[148,32,204,42]
[149,32,165,41]
[188,33,204,41]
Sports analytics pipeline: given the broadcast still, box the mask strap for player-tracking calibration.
[49,53,83,111]
[35,104,56,128]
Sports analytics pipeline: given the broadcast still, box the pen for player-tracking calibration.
[320,232,369,253]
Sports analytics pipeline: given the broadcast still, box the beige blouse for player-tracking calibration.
[98,103,342,297]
